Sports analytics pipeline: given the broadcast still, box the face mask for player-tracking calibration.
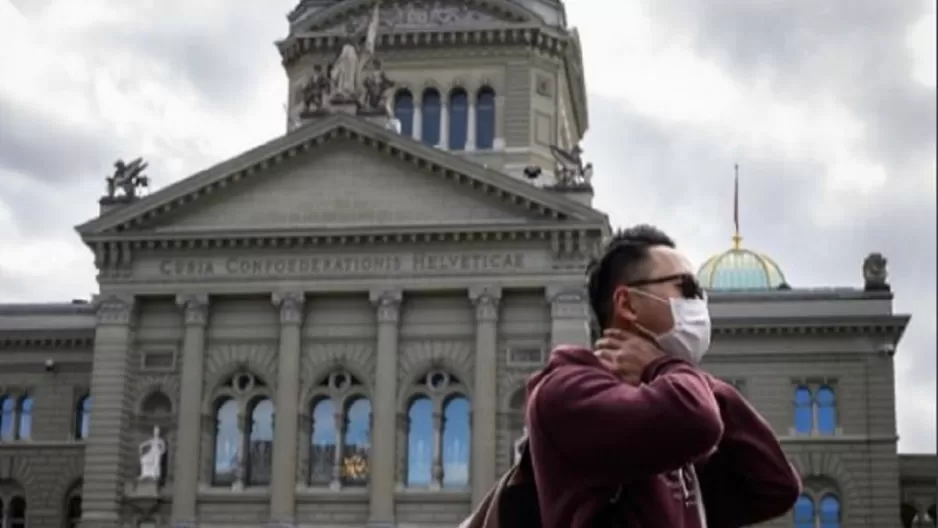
[632,290,712,364]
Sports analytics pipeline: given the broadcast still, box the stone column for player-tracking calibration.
[468,286,500,506]
[466,100,477,151]
[413,105,423,142]
[171,294,209,526]
[368,290,402,527]
[79,294,136,528]
[546,286,590,348]
[269,291,306,526]
[440,102,450,149]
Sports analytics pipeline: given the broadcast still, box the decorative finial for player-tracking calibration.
[732,163,742,250]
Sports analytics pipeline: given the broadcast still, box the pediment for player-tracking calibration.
[76,114,606,238]
[301,0,535,34]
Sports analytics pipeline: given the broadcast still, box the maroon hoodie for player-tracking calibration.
[526,346,801,528]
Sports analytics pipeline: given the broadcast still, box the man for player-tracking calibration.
[526,224,801,527]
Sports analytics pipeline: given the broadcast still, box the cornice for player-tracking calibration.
[0,331,94,349]
[712,316,909,337]
[278,25,572,67]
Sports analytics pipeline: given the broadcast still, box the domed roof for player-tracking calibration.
[697,236,788,291]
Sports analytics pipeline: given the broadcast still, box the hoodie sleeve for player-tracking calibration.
[696,378,802,527]
[531,356,724,480]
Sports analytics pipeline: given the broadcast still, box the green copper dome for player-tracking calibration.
[697,236,788,291]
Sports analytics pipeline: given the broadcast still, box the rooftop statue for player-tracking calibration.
[105,157,149,200]
[550,144,593,188]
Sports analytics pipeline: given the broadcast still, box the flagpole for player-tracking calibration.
[732,163,742,249]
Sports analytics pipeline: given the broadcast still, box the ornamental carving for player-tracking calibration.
[176,294,209,326]
[272,291,306,325]
[94,294,136,325]
[314,1,508,33]
[104,157,149,201]
[862,252,889,292]
[370,289,402,324]
[469,286,501,323]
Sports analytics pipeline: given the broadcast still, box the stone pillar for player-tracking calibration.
[468,286,500,506]
[80,294,136,528]
[413,105,423,142]
[466,100,477,151]
[171,294,209,526]
[546,286,590,348]
[440,102,449,149]
[368,290,402,527]
[270,291,306,525]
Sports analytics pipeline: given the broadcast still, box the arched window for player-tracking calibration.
[816,386,837,435]
[793,386,813,435]
[0,481,27,528]
[247,398,274,486]
[75,395,92,440]
[404,370,470,489]
[309,398,337,486]
[901,503,917,528]
[818,494,841,528]
[475,87,496,150]
[448,88,468,150]
[64,481,82,528]
[0,396,15,441]
[421,88,442,147]
[794,494,815,528]
[15,396,31,440]
[210,371,274,488]
[394,90,414,137]
[306,370,372,488]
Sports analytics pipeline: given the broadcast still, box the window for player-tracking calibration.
[0,394,32,442]
[404,370,470,489]
[792,384,838,436]
[75,395,92,440]
[210,371,274,487]
[475,87,496,150]
[448,88,468,150]
[307,370,372,488]
[794,492,841,528]
[0,482,27,528]
[64,482,81,528]
[421,88,441,146]
[394,90,414,137]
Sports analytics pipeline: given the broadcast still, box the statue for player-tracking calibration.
[298,64,332,115]
[138,426,166,482]
[329,1,382,103]
[360,59,396,115]
[105,157,149,200]
[863,252,890,291]
[549,144,593,188]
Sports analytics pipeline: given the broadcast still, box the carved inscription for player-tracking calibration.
[154,252,526,279]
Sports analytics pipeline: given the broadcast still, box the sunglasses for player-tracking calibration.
[626,273,706,300]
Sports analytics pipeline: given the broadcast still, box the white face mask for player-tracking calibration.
[633,290,712,364]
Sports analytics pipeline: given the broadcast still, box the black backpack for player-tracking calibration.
[459,437,625,528]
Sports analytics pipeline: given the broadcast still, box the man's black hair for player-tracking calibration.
[586,224,676,332]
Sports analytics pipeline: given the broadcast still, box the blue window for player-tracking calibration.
[16,396,32,440]
[475,87,496,150]
[406,397,433,487]
[247,398,274,485]
[793,494,815,528]
[76,396,92,440]
[442,396,470,488]
[794,385,813,435]
[309,398,337,486]
[421,89,441,146]
[448,88,468,150]
[0,396,15,441]
[213,398,240,485]
[394,90,414,137]
[816,386,837,435]
[342,397,372,486]
[818,494,841,528]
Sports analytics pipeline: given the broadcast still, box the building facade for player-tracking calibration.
[0,1,934,527]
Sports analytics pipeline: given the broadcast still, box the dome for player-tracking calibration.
[697,238,788,291]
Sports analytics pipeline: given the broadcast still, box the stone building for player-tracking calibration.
[0,1,934,527]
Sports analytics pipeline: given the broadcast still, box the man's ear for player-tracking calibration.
[611,285,637,324]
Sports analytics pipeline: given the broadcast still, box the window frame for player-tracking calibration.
[208,371,274,488]
[790,380,841,437]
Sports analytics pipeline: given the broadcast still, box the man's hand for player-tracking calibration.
[594,328,665,386]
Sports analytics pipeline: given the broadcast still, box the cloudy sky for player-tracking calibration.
[0,0,934,452]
